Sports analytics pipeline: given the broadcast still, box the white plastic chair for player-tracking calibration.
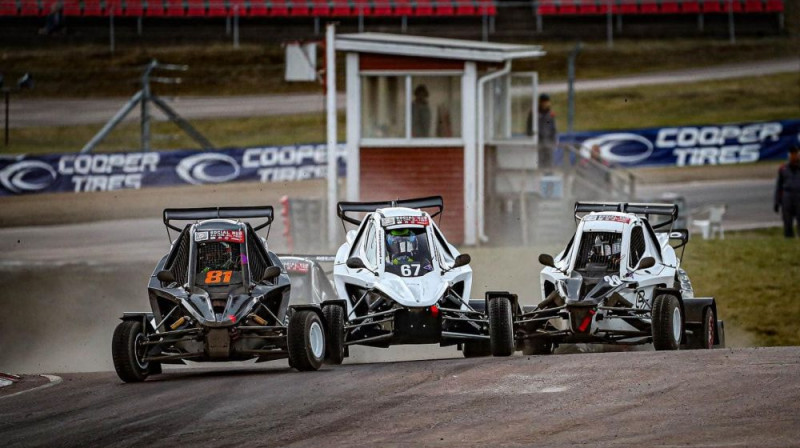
[692,204,726,240]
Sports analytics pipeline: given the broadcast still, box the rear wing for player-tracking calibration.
[574,201,678,230]
[163,206,274,232]
[336,196,444,226]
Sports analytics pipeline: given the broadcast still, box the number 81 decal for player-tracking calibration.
[205,270,233,284]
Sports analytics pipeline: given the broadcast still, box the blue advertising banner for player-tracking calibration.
[0,143,346,196]
[560,119,800,168]
[2,119,799,196]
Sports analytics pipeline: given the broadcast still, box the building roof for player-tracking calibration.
[335,33,545,63]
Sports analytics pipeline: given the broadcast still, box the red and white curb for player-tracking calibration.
[0,374,62,399]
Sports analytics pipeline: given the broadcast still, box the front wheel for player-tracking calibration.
[652,294,682,351]
[323,304,345,365]
[489,296,514,357]
[288,310,325,371]
[112,320,150,383]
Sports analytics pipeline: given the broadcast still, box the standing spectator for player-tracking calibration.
[39,0,65,35]
[775,146,800,238]
[527,93,557,171]
[412,85,431,138]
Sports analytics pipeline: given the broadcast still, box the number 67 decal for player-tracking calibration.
[400,264,421,277]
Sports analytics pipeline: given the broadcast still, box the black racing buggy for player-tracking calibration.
[111,206,337,383]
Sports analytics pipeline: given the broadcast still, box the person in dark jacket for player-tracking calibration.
[527,93,557,171]
[775,146,800,238]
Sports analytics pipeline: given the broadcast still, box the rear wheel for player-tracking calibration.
[522,339,552,356]
[688,307,716,349]
[288,310,325,371]
[652,294,682,351]
[112,320,150,383]
[323,304,345,365]
[489,296,514,357]
[462,341,491,358]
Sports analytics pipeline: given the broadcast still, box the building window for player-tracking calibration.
[361,74,461,141]
[410,76,461,139]
[361,76,406,139]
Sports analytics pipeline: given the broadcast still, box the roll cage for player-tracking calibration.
[574,202,678,231]
[337,196,444,227]
[163,206,274,239]
[159,206,277,289]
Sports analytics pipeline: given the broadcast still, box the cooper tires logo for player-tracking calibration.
[0,160,58,194]
[581,133,654,164]
[176,153,241,185]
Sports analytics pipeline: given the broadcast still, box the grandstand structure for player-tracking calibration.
[0,0,784,19]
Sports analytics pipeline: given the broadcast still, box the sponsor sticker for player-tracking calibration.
[207,230,244,243]
[195,231,209,242]
[381,216,430,227]
[584,215,631,224]
[284,261,310,274]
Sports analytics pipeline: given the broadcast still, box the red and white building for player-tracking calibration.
[328,32,545,245]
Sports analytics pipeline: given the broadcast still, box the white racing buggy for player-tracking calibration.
[332,197,510,358]
[111,207,337,383]
[510,202,724,354]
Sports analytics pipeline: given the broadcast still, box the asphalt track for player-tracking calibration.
[10,58,798,128]
[2,348,800,447]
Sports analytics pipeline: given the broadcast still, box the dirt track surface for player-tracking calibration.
[1,347,799,447]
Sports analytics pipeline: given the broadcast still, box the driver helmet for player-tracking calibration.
[200,241,235,271]
[387,228,418,257]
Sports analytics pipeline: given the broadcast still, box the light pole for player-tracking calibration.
[567,43,582,135]
[2,73,34,147]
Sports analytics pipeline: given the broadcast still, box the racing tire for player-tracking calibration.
[716,320,726,348]
[323,304,346,365]
[652,294,682,351]
[489,296,515,357]
[688,307,716,349]
[522,339,553,356]
[462,341,491,358]
[112,320,151,383]
[288,310,325,371]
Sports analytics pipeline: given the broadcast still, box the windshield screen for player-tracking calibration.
[384,227,433,277]
[196,241,244,286]
[575,231,622,274]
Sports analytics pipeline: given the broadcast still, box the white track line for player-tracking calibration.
[0,375,62,400]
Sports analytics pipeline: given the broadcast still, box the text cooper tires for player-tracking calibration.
[489,296,514,357]
[112,320,150,383]
[652,294,682,351]
[288,310,325,371]
[322,304,345,365]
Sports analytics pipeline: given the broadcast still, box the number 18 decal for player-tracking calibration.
[205,270,233,284]
[400,264,421,277]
